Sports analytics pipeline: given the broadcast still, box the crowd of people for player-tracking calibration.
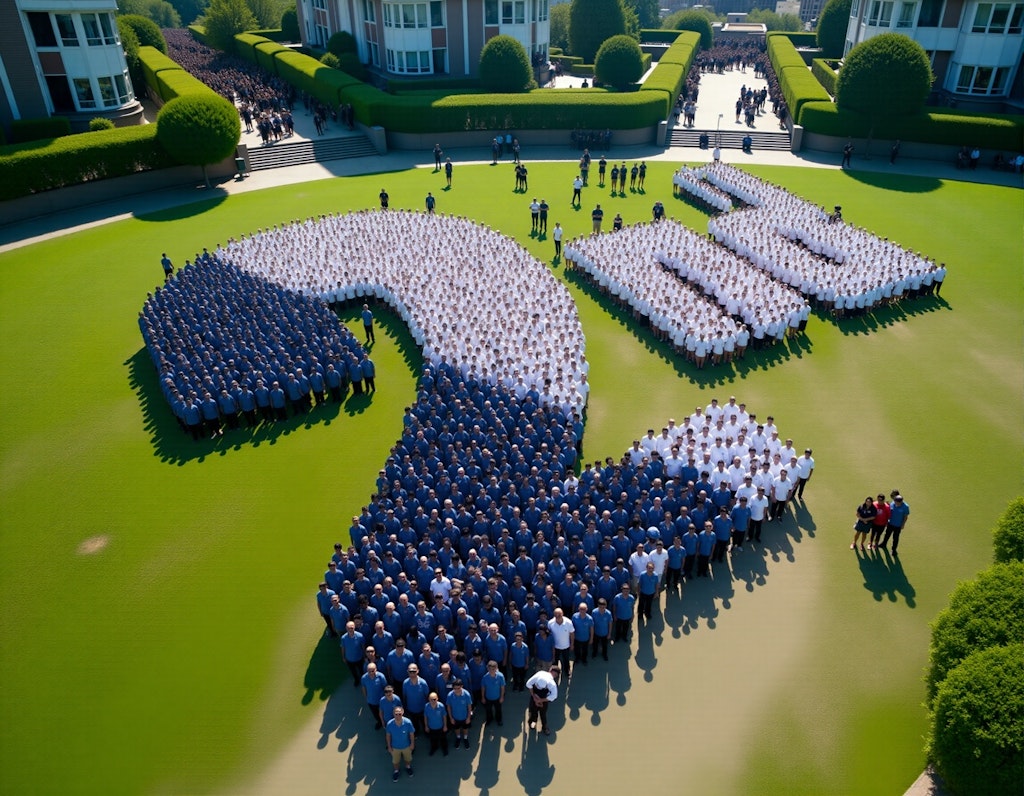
[570,129,613,151]
[673,165,734,213]
[139,253,368,439]
[316,389,813,755]
[219,211,592,415]
[702,164,948,313]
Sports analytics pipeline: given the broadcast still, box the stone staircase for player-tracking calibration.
[666,127,791,151]
[245,134,379,171]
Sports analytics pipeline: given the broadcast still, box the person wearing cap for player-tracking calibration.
[525,665,560,735]
[794,449,815,499]
[385,706,416,782]
[880,494,910,555]
[533,622,555,670]
[446,680,473,748]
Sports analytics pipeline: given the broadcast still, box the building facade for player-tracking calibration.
[296,0,550,78]
[844,0,1024,107]
[0,0,142,136]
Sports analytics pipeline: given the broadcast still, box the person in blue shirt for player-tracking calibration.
[532,623,555,669]
[402,665,430,734]
[379,685,403,733]
[730,497,752,553]
[423,691,449,756]
[697,522,716,577]
[446,680,474,749]
[508,632,531,691]
[360,356,376,392]
[480,660,506,726]
[361,303,375,345]
[385,706,415,781]
[316,582,338,637]
[328,595,350,636]
[591,600,613,660]
[467,649,488,700]
[339,621,365,685]
[385,640,415,696]
[571,603,595,666]
[361,663,388,729]
[637,561,660,620]
[665,536,686,591]
[880,494,911,556]
[612,584,635,643]
[712,507,733,563]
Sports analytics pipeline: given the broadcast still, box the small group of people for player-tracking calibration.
[851,492,911,555]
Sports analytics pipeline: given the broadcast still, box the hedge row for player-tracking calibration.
[387,77,482,93]
[811,58,838,96]
[800,102,1024,149]
[10,116,71,143]
[640,29,687,44]
[276,50,361,106]
[767,33,808,73]
[188,24,208,45]
[781,65,831,123]
[249,28,288,42]
[639,30,699,117]
[770,31,818,47]
[139,45,221,102]
[0,125,176,201]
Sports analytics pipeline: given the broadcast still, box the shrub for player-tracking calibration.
[780,65,832,123]
[246,0,279,28]
[994,497,1024,564]
[387,77,481,93]
[274,49,361,106]
[929,643,1024,796]
[89,118,116,132]
[811,58,839,96]
[639,31,697,116]
[479,35,534,93]
[119,18,144,92]
[569,0,626,62]
[201,0,258,52]
[0,125,176,200]
[10,117,72,143]
[281,6,299,41]
[836,33,932,118]
[188,23,209,45]
[327,31,358,57]
[118,0,181,28]
[138,45,214,101]
[662,10,713,49]
[337,52,368,82]
[254,40,290,73]
[320,52,340,69]
[118,14,167,54]
[817,0,853,58]
[156,93,241,186]
[767,33,809,73]
[596,34,644,88]
[926,561,1024,706]
[550,3,571,51]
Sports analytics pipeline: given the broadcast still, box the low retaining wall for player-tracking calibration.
[386,125,659,152]
[802,131,991,163]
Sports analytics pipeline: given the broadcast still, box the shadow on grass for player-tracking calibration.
[304,634,349,705]
[844,169,943,194]
[562,264,807,388]
[855,546,917,607]
[133,191,230,223]
[828,294,952,337]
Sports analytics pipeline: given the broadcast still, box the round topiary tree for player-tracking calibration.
[569,0,626,63]
[479,35,534,93]
[337,52,369,82]
[327,31,358,57]
[926,560,1024,706]
[281,6,300,41]
[157,94,241,188]
[817,0,853,58]
[835,33,932,118]
[993,497,1024,564]
[662,9,713,50]
[595,34,644,89]
[118,14,167,54]
[929,643,1024,796]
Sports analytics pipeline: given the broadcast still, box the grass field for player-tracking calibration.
[0,161,1021,795]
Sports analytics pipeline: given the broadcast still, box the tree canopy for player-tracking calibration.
[117,0,181,28]
[930,643,1024,796]
[624,0,659,29]
[816,0,853,57]
[327,30,358,56]
[200,0,257,52]
[118,14,167,53]
[993,497,1024,564]
[281,5,299,41]
[479,35,534,93]
[746,7,804,31]
[662,9,713,49]
[549,3,570,51]
[835,33,932,118]
[595,34,644,88]
[156,93,240,187]
[569,0,626,62]
[245,0,278,28]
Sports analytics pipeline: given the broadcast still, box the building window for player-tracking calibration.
[27,12,58,47]
[385,48,432,73]
[100,13,118,44]
[384,2,430,27]
[368,41,380,66]
[55,14,79,46]
[956,64,1011,94]
[970,2,1019,31]
[896,2,916,25]
[502,0,526,23]
[364,0,376,22]
[534,0,548,20]
[1010,4,1024,30]
[851,0,860,14]
[917,0,941,25]
[45,75,75,111]
[867,0,894,24]
[74,78,96,109]
[430,0,444,26]
[97,76,116,106]
[82,13,103,46]
[432,47,447,73]
[115,71,133,103]
[485,0,499,24]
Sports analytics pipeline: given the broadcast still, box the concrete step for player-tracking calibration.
[667,127,791,151]
[246,135,379,171]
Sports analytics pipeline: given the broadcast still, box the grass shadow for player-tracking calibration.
[829,294,952,337]
[133,190,230,223]
[855,547,917,607]
[844,169,943,194]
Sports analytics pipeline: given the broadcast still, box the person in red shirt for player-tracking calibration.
[870,494,891,550]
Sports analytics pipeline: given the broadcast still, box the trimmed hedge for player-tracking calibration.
[234,32,265,64]
[255,40,291,74]
[640,31,698,117]
[781,65,832,123]
[249,28,288,42]
[811,58,839,96]
[188,24,209,45]
[138,46,218,102]
[640,29,687,43]
[10,116,72,143]
[0,125,176,201]
[768,33,809,73]
[799,102,1024,149]
[275,50,361,106]
[387,77,482,93]
[770,31,818,47]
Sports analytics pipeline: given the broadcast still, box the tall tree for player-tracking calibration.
[200,0,257,51]
[568,0,625,62]
[624,0,659,29]
[549,3,570,50]
[816,0,853,57]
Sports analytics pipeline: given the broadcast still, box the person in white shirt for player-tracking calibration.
[748,487,770,543]
[628,543,651,593]
[547,609,574,677]
[794,448,814,499]
[525,665,560,735]
[770,469,793,522]
[647,536,669,587]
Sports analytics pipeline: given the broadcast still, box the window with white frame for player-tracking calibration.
[485,0,499,23]
[502,0,526,23]
[385,48,432,72]
[851,0,860,15]
[73,77,96,108]
[364,0,376,21]
[368,41,380,66]
[99,13,118,44]
[55,14,79,46]
[897,2,916,25]
[97,75,116,105]
[81,13,103,45]
[1010,4,1024,30]
[534,0,549,20]
[384,2,430,27]
[972,2,1021,30]
[956,64,1010,94]
[867,0,894,23]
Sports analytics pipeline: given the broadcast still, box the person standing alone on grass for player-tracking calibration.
[553,223,563,260]
[433,143,443,170]
[425,192,435,214]
[161,253,173,281]
[572,176,583,206]
[445,158,453,188]
[530,198,540,233]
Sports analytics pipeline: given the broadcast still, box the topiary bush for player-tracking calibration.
[926,561,1024,706]
[661,9,713,49]
[811,58,839,96]
[118,14,167,54]
[89,118,116,132]
[320,52,340,69]
[281,6,299,41]
[929,643,1024,796]
[595,34,644,89]
[836,33,932,119]
[156,93,241,187]
[993,497,1024,564]
[327,31,358,57]
[816,0,852,58]
[479,35,534,93]
[569,0,626,62]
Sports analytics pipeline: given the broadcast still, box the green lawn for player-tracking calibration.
[0,161,1020,795]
